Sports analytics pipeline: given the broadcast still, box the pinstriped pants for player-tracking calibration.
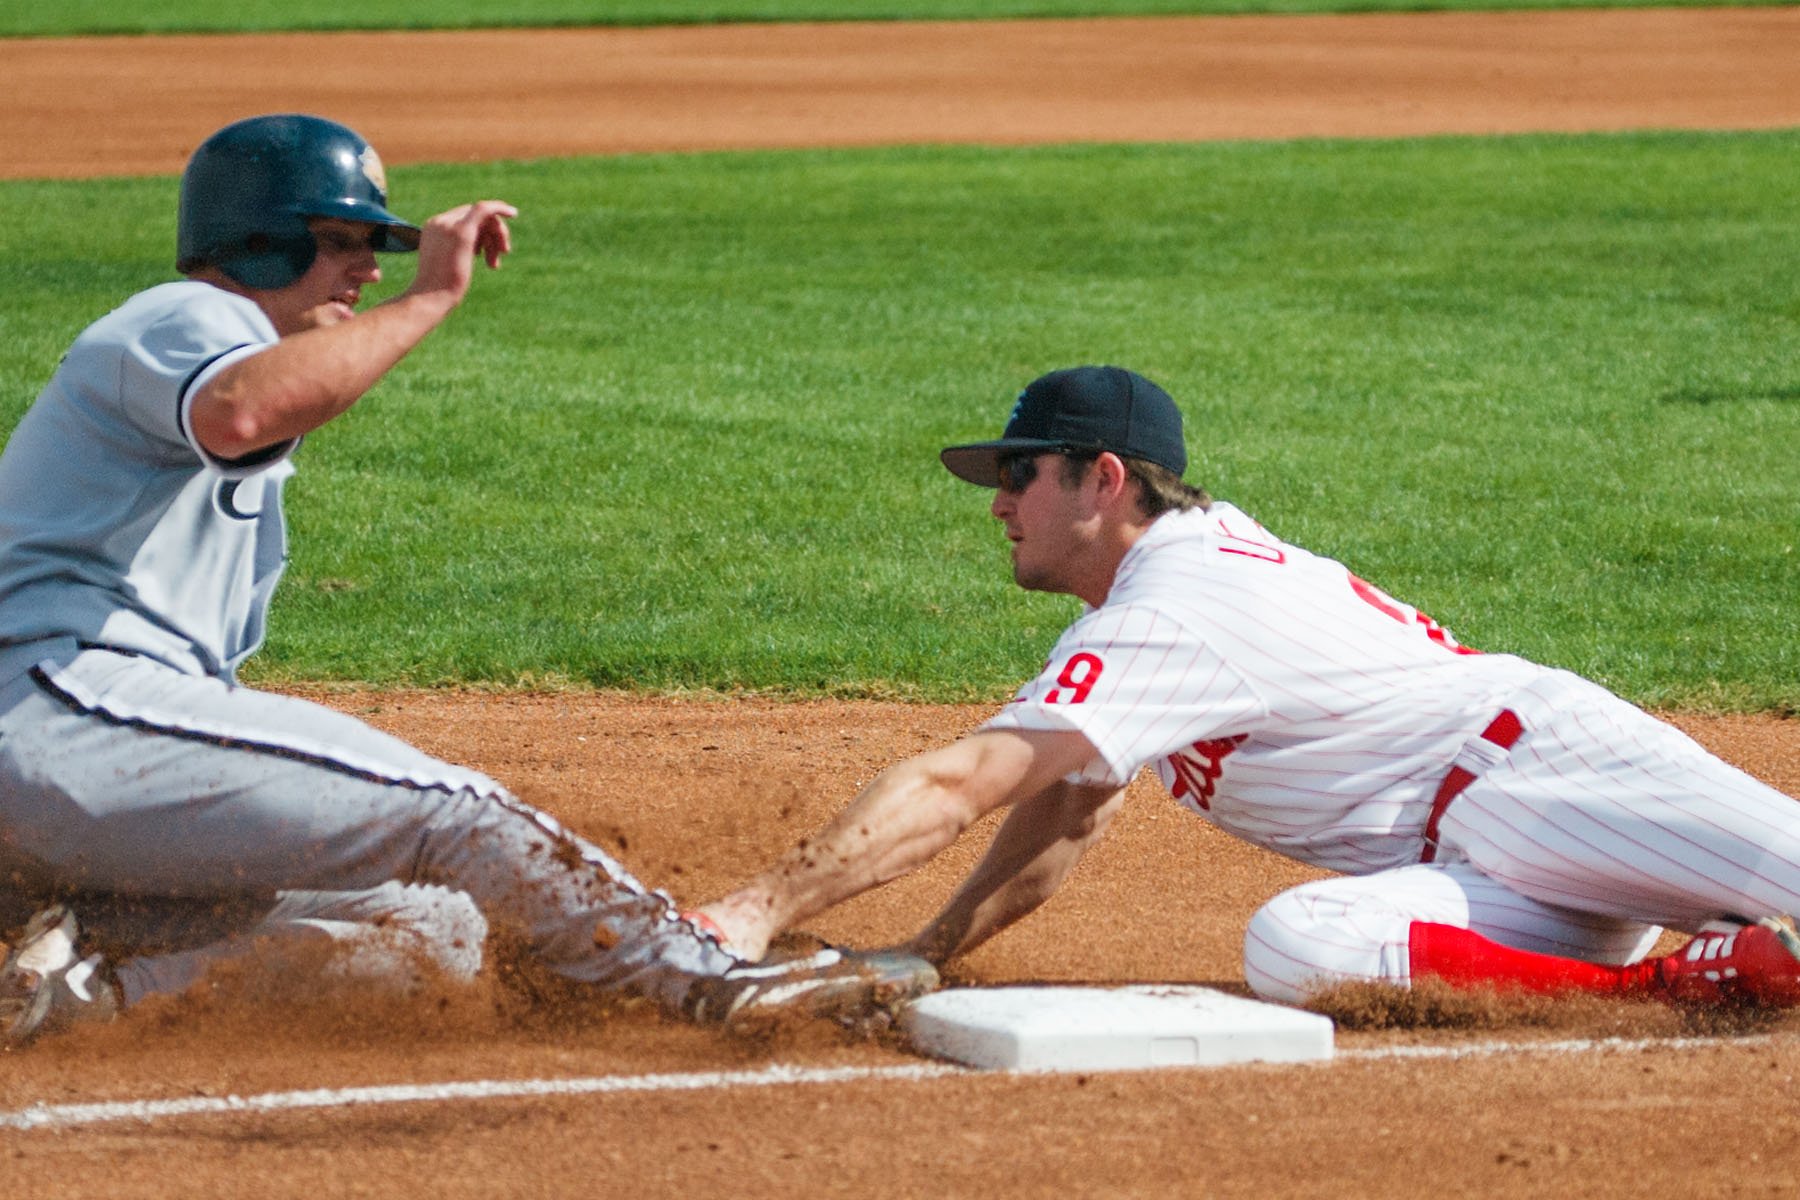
[1244,670,1800,1003]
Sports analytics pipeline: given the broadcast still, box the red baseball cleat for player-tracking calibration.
[1651,917,1800,1008]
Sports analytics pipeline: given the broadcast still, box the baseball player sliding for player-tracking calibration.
[0,113,934,1044]
[700,366,1800,1010]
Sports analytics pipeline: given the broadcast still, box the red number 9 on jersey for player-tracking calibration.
[1044,652,1104,704]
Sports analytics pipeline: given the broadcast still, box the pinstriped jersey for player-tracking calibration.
[0,281,294,681]
[984,502,1544,873]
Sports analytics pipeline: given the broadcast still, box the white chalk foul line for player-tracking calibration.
[1,1030,1787,1132]
[0,1061,968,1133]
[1339,1030,1788,1062]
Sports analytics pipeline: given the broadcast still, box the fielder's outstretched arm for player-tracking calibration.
[699,726,1098,961]
[899,780,1124,966]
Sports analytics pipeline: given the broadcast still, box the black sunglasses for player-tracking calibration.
[310,225,383,256]
[997,448,1099,493]
[996,451,1044,493]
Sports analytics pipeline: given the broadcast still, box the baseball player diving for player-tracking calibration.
[698,365,1800,1011]
[0,113,935,1044]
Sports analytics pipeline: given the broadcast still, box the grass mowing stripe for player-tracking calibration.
[2,133,1796,707]
[5,0,1791,36]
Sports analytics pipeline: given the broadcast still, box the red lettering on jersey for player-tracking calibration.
[1215,517,1287,564]
[1044,652,1104,704]
[1347,573,1481,655]
[1166,735,1246,810]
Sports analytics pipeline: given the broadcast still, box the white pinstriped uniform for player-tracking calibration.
[986,503,1800,1003]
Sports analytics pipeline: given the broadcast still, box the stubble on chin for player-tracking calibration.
[1011,560,1058,594]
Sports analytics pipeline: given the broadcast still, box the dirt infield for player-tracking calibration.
[7,7,1800,178]
[4,12,1800,1198]
[3,693,1798,1197]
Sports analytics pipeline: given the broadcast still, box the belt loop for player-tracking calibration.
[1421,709,1523,864]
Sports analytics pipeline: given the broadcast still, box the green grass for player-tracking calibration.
[3,132,1798,709]
[0,0,1785,36]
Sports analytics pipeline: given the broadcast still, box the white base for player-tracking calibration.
[901,985,1334,1072]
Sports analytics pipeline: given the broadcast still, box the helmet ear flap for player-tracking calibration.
[215,231,318,291]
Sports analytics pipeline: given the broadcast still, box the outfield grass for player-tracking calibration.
[0,0,1783,36]
[2,132,1796,709]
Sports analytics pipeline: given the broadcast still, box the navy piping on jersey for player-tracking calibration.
[175,343,291,470]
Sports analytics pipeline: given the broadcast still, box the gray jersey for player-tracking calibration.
[0,280,295,681]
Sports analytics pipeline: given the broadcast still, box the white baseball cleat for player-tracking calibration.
[686,947,939,1029]
[1,906,121,1045]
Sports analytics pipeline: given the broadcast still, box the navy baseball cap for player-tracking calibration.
[940,366,1188,488]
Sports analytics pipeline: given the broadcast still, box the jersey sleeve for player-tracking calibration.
[115,285,291,473]
[984,603,1268,789]
[179,343,300,477]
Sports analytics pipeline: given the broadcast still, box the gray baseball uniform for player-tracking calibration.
[0,280,731,1010]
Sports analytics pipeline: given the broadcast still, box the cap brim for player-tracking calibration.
[939,438,1065,487]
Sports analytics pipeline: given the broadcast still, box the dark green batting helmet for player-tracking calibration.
[175,113,421,291]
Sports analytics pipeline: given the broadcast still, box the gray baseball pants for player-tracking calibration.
[0,647,733,1011]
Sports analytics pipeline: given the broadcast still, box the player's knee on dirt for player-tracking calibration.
[383,884,487,982]
[271,882,488,988]
[1242,880,1416,1005]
